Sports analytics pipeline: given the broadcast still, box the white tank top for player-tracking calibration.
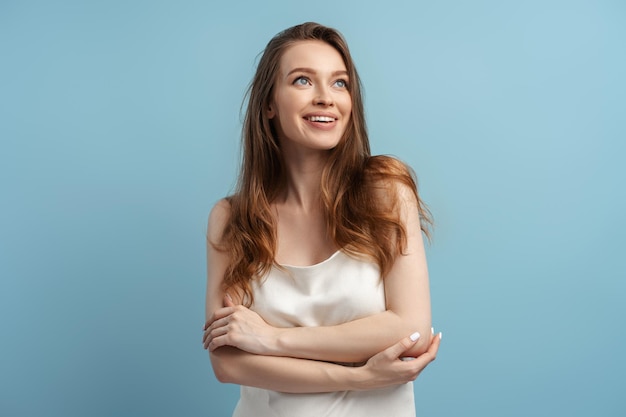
[232,250,416,417]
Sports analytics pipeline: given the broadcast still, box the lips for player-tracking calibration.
[303,112,339,126]
[306,116,335,122]
[303,113,338,131]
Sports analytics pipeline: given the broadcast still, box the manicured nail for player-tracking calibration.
[438,332,443,340]
[410,332,421,342]
[431,327,434,335]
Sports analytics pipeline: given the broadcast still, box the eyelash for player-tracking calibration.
[292,76,349,89]
[293,76,311,86]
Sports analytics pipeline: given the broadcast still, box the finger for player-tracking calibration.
[203,316,231,344]
[426,332,441,359]
[204,320,230,344]
[205,333,222,350]
[202,332,213,349]
[204,326,229,349]
[208,336,228,351]
[203,313,225,331]
[416,331,441,361]
[203,324,218,347]
[382,332,421,360]
[405,332,441,370]
[208,330,238,351]
[203,328,214,346]
[207,306,236,326]
[206,334,220,350]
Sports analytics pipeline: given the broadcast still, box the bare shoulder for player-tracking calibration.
[365,155,419,208]
[207,198,232,244]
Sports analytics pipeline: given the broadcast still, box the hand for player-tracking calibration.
[203,295,283,355]
[357,331,441,390]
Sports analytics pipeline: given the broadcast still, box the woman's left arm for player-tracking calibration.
[204,183,432,364]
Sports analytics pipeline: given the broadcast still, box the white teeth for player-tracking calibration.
[307,116,335,122]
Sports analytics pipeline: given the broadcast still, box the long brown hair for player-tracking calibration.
[216,22,432,304]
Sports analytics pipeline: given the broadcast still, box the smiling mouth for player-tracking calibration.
[306,116,336,123]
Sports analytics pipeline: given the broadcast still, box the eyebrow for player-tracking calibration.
[285,67,349,78]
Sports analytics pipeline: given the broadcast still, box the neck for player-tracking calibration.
[278,148,328,211]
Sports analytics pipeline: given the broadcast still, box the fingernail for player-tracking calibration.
[438,332,443,340]
[431,327,434,335]
[410,332,420,342]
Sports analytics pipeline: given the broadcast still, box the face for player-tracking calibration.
[268,40,352,154]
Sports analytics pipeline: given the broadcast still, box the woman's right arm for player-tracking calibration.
[205,199,440,393]
[210,334,439,393]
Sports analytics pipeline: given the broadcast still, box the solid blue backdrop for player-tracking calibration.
[1,0,624,416]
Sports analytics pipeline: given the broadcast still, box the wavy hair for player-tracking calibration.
[216,22,432,304]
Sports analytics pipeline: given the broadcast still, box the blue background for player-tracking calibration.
[1,0,624,416]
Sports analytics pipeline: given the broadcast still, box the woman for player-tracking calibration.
[203,22,441,417]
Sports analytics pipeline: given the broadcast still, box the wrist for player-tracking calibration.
[273,327,291,356]
[323,363,366,392]
[345,365,369,391]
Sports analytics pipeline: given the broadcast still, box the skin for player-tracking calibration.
[269,40,352,160]
[204,40,441,391]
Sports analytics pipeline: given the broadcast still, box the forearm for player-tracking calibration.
[270,203,433,364]
[275,310,432,363]
[210,346,365,393]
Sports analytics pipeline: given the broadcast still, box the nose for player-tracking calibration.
[314,85,333,106]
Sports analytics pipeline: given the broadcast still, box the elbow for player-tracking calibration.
[406,333,431,357]
[212,361,232,384]
[209,348,238,384]
[397,318,432,358]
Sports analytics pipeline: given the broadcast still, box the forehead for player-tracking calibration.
[279,40,347,75]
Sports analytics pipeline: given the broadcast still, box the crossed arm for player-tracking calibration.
[204,196,440,393]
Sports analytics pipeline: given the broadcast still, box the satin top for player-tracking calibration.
[231,251,415,417]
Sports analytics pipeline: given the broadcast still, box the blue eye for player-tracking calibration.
[294,76,310,86]
[334,79,348,88]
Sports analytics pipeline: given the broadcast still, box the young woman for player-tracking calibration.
[203,22,441,417]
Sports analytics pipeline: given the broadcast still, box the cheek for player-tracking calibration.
[339,95,353,115]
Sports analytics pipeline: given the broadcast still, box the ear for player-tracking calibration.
[267,103,275,119]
